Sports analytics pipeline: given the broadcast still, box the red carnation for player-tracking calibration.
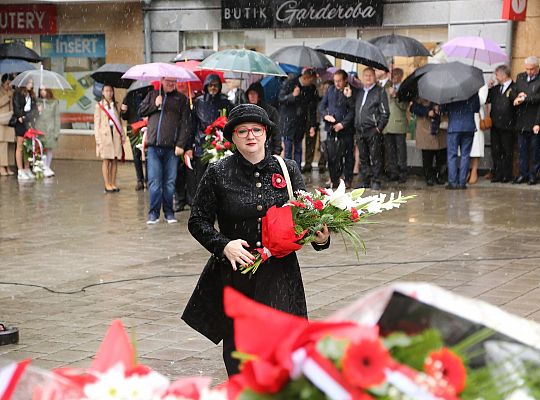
[317,187,330,196]
[424,348,467,394]
[313,200,324,211]
[290,200,306,209]
[342,339,391,389]
[351,207,360,221]
[224,141,232,149]
[272,173,287,189]
[215,144,224,151]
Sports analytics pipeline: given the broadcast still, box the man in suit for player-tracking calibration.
[319,69,355,189]
[513,56,540,185]
[278,68,319,169]
[347,67,390,190]
[487,64,516,183]
[383,68,409,183]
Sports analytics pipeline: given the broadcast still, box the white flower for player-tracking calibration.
[200,388,228,400]
[327,180,355,210]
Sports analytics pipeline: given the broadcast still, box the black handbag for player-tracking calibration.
[7,114,17,128]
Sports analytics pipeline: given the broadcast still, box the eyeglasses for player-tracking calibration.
[234,126,265,137]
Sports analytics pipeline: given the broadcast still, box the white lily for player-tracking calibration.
[327,180,354,210]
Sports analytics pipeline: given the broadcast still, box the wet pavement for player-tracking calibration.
[1,160,540,382]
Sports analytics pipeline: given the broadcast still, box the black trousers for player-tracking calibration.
[304,129,326,171]
[175,161,191,207]
[223,331,240,376]
[384,133,408,180]
[186,156,208,203]
[128,127,146,183]
[356,133,383,184]
[490,127,514,180]
[422,149,447,182]
[327,131,354,187]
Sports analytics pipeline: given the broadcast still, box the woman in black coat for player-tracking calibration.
[182,104,330,375]
[12,79,37,180]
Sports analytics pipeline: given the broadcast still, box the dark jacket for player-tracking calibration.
[122,89,149,125]
[487,81,516,130]
[353,84,390,135]
[182,151,329,344]
[190,74,234,157]
[246,81,282,155]
[319,84,355,133]
[441,94,480,134]
[12,90,37,124]
[514,72,540,132]
[138,89,191,149]
[278,76,319,140]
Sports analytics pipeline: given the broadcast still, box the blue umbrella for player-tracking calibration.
[260,64,301,105]
[0,59,35,74]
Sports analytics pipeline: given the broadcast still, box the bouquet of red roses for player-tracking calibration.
[23,127,45,179]
[201,116,235,164]
[241,180,414,274]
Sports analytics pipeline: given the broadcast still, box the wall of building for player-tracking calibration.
[512,0,540,76]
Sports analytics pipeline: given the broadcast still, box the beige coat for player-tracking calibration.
[0,86,14,143]
[415,115,447,150]
[94,100,124,160]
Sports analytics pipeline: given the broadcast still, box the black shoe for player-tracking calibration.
[445,184,457,190]
[355,182,370,189]
[501,177,511,183]
[135,181,144,191]
[301,167,312,173]
[458,185,467,190]
[174,203,186,212]
[318,167,326,174]
[513,176,527,184]
[528,178,537,185]
[371,182,381,191]
[104,188,114,193]
[491,177,502,183]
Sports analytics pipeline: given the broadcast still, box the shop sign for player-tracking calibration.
[0,4,57,34]
[41,34,105,58]
[502,0,527,21]
[222,0,383,29]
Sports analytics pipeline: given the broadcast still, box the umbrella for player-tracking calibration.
[369,34,430,58]
[91,63,134,88]
[172,48,215,62]
[269,46,332,69]
[442,36,508,65]
[11,66,72,90]
[122,62,199,82]
[0,59,35,74]
[417,62,484,104]
[198,49,287,77]
[0,42,42,63]
[316,38,389,71]
[127,79,153,94]
[397,63,438,102]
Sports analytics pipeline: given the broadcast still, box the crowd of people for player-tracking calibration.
[1,55,540,222]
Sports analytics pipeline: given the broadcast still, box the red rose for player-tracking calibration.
[224,141,232,149]
[424,348,467,394]
[317,187,330,196]
[290,200,306,209]
[342,339,391,389]
[272,173,287,189]
[351,207,359,221]
[215,144,224,151]
[313,200,324,211]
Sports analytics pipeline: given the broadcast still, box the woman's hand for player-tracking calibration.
[313,224,330,245]
[223,239,256,271]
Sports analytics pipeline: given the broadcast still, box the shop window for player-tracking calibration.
[41,34,105,131]
[218,31,265,53]
[183,31,213,50]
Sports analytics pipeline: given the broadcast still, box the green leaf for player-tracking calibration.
[316,336,349,363]
[382,332,412,350]
[238,390,276,400]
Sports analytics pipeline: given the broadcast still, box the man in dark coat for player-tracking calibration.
[347,67,390,190]
[278,68,319,169]
[245,81,282,155]
[487,64,516,183]
[319,69,355,189]
[186,74,233,199]
[139,77,191,224]
[513,56,540,185]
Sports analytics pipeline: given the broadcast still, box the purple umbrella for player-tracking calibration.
[442,36,508,65]
[318,67,362,88]
[121,62,199,82]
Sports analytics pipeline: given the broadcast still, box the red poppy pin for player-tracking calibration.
[272,173,287,189]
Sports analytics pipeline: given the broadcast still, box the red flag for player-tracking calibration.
[0,359,30,400]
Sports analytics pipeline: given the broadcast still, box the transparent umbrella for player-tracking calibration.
[11,65,72,90]
[199,49,287,77]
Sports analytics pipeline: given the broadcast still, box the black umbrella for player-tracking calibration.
[0,42,42,63]
[418,62,484,104]
[172,48,215,62]
[127,79,153,94]
[397,63,438,102]
[91,63,134,88]
[316,38,389,71]
[369,34,431,58]
[269,45,332,69]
